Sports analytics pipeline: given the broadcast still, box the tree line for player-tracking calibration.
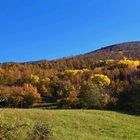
[0,58,140,112]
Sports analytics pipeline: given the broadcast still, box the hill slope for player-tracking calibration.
[1,109,140,140]
[21,41,140,65]
[77,41,140,60]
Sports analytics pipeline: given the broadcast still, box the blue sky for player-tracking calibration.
[0,0,140,62]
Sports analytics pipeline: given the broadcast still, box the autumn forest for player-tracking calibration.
[0,42,140,112]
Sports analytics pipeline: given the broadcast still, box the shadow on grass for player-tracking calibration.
[33,103,58,109]
[115,110,140,116]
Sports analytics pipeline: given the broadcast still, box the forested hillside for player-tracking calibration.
[0,42,140,112]
[77,41,140,60]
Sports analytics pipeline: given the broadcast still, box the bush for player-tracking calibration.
[27,123,51,140]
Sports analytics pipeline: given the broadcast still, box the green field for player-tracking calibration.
[0,109,140,140]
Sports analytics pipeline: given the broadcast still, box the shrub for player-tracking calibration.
[27,123,51,140]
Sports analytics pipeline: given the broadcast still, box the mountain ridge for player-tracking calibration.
[76,41,140,60]
[2,41,140,65]
[23,41,140,64]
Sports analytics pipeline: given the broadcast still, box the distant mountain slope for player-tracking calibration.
[22,41,140,65]
[77,41,140,60]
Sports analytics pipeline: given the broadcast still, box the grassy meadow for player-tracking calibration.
[0,109,140,140]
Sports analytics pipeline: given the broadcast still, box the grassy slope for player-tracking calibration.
[0,109,140,140]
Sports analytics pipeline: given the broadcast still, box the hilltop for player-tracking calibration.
[28,41,140,65]
[76,41,140,60]
[2,41,140,66]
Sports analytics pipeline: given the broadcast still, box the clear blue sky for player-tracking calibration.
[0,0,140,62]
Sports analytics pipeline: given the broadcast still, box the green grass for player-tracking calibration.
[0,109,140,140]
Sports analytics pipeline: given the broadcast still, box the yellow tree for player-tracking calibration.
[91,74,111,87]
[28,74,40,85]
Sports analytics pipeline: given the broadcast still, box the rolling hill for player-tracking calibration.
[1,109,140,140]
[77,41,140,60]
[12,41,140,65]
